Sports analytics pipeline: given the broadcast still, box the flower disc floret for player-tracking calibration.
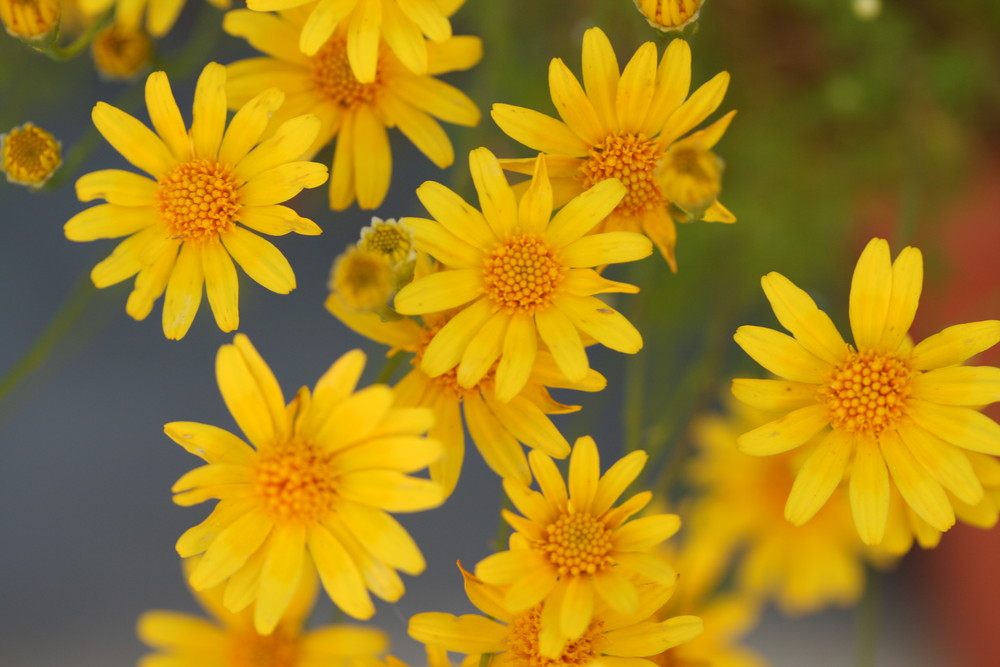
[311,38,381,107]
[543,512,614,576]
[822,350,912,437]
[508,606,604,667]
[254,439,337,524]
[578,132,662,218]
[1,122,61,187]
[157,159,240,242]
[484,234,564,313]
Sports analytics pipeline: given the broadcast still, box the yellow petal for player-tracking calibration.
[784,429,852,525]
[312,385,394,450]
[736,404,830,456]
[346,0,382,84]
[188,509,273,590]
[559,231,652,267]
[518,156,554,235]
[407,613,507,654]
[381,0,427,75]
[306,523,374,619]
[175,500,255,557]
[235,113,321,183]
[910,320,1000,370]
[615,41,657,133]
[406,217,482,269]
[604,616,704,656]
[557,575,593,641]
[849,238,893,350]
[416,180,495,248]
[881,430,955,532]
[386,95,454,168]
[222,10,309,66]
[483,393,570,459]
[535,306,588,382]
[298,0,357,56]
[352,104,391,209]
[202,240,239,332]
[465,395,530,483]
[659,71,730,147]
[337,501,425,574]
[733,325,831,384]
[561,268,639,296]
[907,401,1000,456]
[191,63,227,160]
[469,146,518,238]
[64,204,153,241]
[426,34,482,75]
[567,435,599,509]
[236,204,321,237]
[879,245,923,352]
[419,297,496,377]
[640,37,691,137]
[545,179,627,248]
[338,470,444,512]
[761,271,847,365]
[239,161,329,206]
[897,421,983,505]
[126,244,179,320]
[394,269,483,314]
[850,438,890,545]
[457,309,508,388]
[592,450,647,516]
[221,226,296,294]
[491,104,590,157]
[397,0,450,42]
[254,523,306,634]
[494,312,537,402]
[581,27,620,131]
[92,102,176,177]
[730,378,820,413]
[555,295,642,354]
[145,71,190,161]
[162,242,204,340]
[614,513,681,551]
[549,57,605,145]
[76,169,158,207]
[164,421,255,465]
[912,366,1000,406]
[214,340,279,448]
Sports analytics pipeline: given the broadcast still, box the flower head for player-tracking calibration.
[138,558,388,666]
[393,148,651,402]
[65,63,328,339]
[632,0,705,32]
[1,122,61,188]
[167,335,444,634]
[492,27,735,271]
[90,24,153,81]
[474,437,682,655]
[79,0,231,38]
[733,238,1000,545]
[410,564,702,666]
[0,0,58,40]
[328,297,606,495]
[224,8,481,210]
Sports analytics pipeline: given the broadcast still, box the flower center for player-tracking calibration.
[229,627,300,667]
[508,605,605,667]
[156,159,240,242]
[414,317,495,398]
[253,439,338,524]
[310,38,381,107]
[330,247,395,312]
[1,123,61,187]
[359,219,414,265]
[822,349,912,437]
[578,132,663,218]
[659,139,721,216]
[483,234,564,314]
[542,511,614,577]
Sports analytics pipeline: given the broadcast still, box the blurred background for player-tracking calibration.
[1,0,998,664]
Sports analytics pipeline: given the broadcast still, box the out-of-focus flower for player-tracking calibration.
[394,149,650,402]
[224,7,481,210]
[411,565,702,665]
[329,246,396,313]
[0,0,59,41]
[0,122,61,188]
[475,437,682,656]
[90,24,153,80]
[168,335,444,634]
[492,27,735,271]
[65,63,327,339]
[633,0,705,32]
[733,237,1000,546]
[137,558,388,666]
[79,0,230,38]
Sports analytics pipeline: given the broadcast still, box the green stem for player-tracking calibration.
[375,351,406,385]
[38,11,112,61]
[854,569,881,667]
[0,274,96,405]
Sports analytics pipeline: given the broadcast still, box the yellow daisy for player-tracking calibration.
[328,296,605,495]
[138,558,388,667]
[474,437,682,656]
[732,237,1000,546]
[410,565,702,665]
[492,27,735,271]
[79,0,231,39]
[393,148,651,402]
[65,63,327,340]
[168,334,444,634]
[680,401,869,614]
[0,123,61,188]
[633,0,704,32]
[224,7,481,210]
[241,0,466,82]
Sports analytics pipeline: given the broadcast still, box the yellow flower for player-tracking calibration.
[137,558,388,666]
[329,246,396,312]
[0,122,61,188]
[79,0,230,38]
[632,0,705,32]
[410,565,702,665]
[327,297,606,495]
[224,7,481,210]
[242,0,466,82]
[492,27,735,271]
[167,335,444,633]
[358,217,416,267]
[652,593,766,667]
[680,401,869,614]
[733,237,1000,546]
[475,437,682,656]
[90,23,153,81]
[393,148,651,402]
[65,63,327,340]
[0,0,58,40]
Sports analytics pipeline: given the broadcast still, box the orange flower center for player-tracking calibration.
[310,38,381,107]
[483,234,564,314]
[507,605,605,667]
[156,159,240,242]
[253,439,338,524]
[542,511,614,577]
[822,349,912,437]
[1,123,60,186]
[578,132,663,218]
[229,627,300,667]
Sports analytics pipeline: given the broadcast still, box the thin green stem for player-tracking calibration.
[37,11,112,61]
[0,274,95,405]
[854,569,881,667]
[477,652,494,667]
[375,351,406,385]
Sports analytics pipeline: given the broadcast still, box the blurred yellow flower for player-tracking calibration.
[633,0,704,32]
[242,0,466,83]
[0,122,61,188]
[138,558,388,666]
[224,7,481,210]
[65,63,327,339]
[0,0,58,40]
[475,437,682,657]
[168,335,444,634]
[329,246,397,312]
[90,24,153,81]
[328,297,606,495]
[394,149,651,402]
[492,27,735,271]
[733,237,1000,546]
[80,0,230,38]
[410,565,702,665]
